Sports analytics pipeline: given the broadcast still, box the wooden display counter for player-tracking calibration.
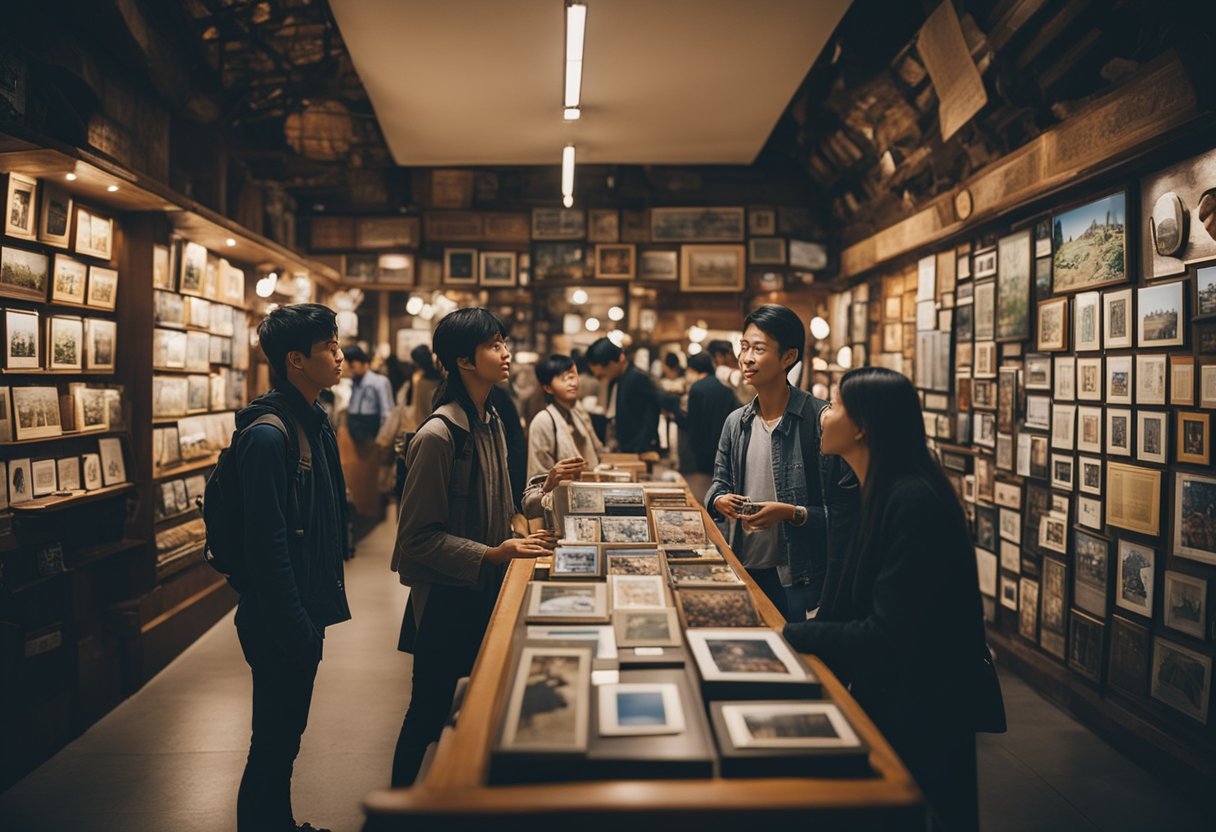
[363,491,923,831]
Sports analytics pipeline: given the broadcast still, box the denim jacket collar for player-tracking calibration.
[739,384,813,437]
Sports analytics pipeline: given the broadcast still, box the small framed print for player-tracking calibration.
[30,458,57,497]
[1106,408,1132,456]
[1162,571,1207,640]
[81,452,102,491]
[1050,453,1074,490]
[1106,355,1133,404]
[1073,291,1101,351]
[587,209,620,243]
[50,254,87,304]
[478,251,516,287]
[973,341,997,378]
[610,574,667,610]
[1000,574,1019,611]
[525,581,609,623]
[674,586,760,628]
[748,237,786,265]
[1039,514,1068,554]
[1176,411,1210,465]
[686,628,811,685]
[86,266,118,310]
[152,243,172,290]
[37,183,72,249]
[1076,357,1102,401]
[1078,496,1103,530]
[1078,456,1102,495]
[653,508,708,547]
[1036,297,1069,351]
[442,248,477,285]
[47,315,83,371]
[5,308,40,369]
[1069,610,1105,684]
[0,245,50,302]
[680,244,746,293]
[594,243,636,280]
[998,507,1021,544]
[4,173,38,239]
[1136,411,1168,464]
[715,700,862,758]
[994,481,1022,509]
[1024,353,1051,390]
[1170,354,1195,406]
[8,457,31,504]
[74,207,113,260]
[1137,280,1185,348]
[1106,462,1161,537]
[498,645,591,753]
[612,608,681,648]
[1050,403,1075,450]
[1174,471,1216,565]
[597,682,685,737]
[1019,577,1040,641]
[1025,395,1050,430]
[1150,637,1211,724]
[1203,364,1216,408]
[179,241,207,296]
[1115,539,1154,618]
[600,516,652,544]
[1054,355,1076,400]
[563,515,600,543]
[11,386,62,440]
[1135,354,1167,405]
[98,436,126,485]
[638,249,678,282]
[85,318,117,372]
[748,207,777,236]
[1076,406,1103,453]
[1103,288,1134,349]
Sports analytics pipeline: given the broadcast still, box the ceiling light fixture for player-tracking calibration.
[563,107,581,121]
[65,173,77,181]
[106,184,119,192]
[561,144,576,207]
[564,2,587,109]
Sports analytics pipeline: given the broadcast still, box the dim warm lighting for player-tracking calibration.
[563,195,574,208]
[564,3,587,109]
[405,295,424,315]
[564,107,581,121]
[225,238,237,247]
[571,289,588,305]
[563,314,583,335]
[607,329,625,347]
[255,272,278,298]
[810,316,830,340]
[608,305,624,322]
[515,351,539,364]
[65,173,77,181]
[836,346,853,369]
[585,317,601,332]
[561,144,576,206]
[419,304,436,321]
[688,342,703,355]
[688,325,708,344]
[813,357,828,371]
[106,184,119,192]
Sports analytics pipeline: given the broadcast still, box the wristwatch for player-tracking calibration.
[790,505,808,526]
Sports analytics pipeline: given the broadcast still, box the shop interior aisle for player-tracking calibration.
[0,516,1207,832]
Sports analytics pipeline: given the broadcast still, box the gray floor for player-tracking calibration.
[0,516,1207,831]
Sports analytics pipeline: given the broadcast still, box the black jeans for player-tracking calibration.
[391,584,495,787]
[236,609,321,832]
[746,566,791,622]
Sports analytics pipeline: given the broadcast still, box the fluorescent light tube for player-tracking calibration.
[564,3,586,108]
[562,145,576,199]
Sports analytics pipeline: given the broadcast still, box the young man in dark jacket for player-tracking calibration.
[234,303,351,832]
[585,336,660,453]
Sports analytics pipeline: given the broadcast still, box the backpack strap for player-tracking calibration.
[418,412,469,460]
[246,412,309,538]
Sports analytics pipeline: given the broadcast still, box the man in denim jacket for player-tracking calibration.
[705,305,859,620]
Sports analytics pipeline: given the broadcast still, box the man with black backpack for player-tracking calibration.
[212,303,351,832]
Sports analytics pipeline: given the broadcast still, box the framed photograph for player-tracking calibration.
[531,207,586,240]
[85,318,117,373]
[154,290,185,328]
[594,244,636,280]
[1036,297,1069,351]
[996,229,1031,341]
[1078,495,1102,530]
[1069,610,1105,684]
[653,508,707,547]
[1174,471,1216,565]
[1050,453,1074,490]
[1072,528,1109,617]
[1000,574,1019,611]
[1019,578,1040,641]
[152,244,172,290]
[638,249,678,282]
[11,386,62,440]
[1107,355,1133,404]
[718,701,860,751]
[974,249,997,280]
[1050,403,1075,450]
[1076,357,1102,401]
[476,251,516,288]
[1204,364,1216,408]
[748,208,776,236]
[667,562,742,587]
[748,237,786,266]
[680,244,745,293]
[1109,616,1150,698]
[71,384,108,433]
[0,245,49,302]
[973,341,996,378]
[1163,571,1208,639]
[610,574,667,610]
[597,682,685,737]
[1025,395,1050,431]
[1115,539,1154,618]
[4,173,37,239]
[7,457,31,505]
[1073,291,1101,351]
[442,248,477,285]
[37,183,72,249]
[651,207,744,242]
[5,308,40,369]
[974,281,995,339]
[1078,456,1102,495]
[976,547,997,596]
[532,241,585,281]
[81,452,102,491]
[1106,462,1161,536]
[562,516,600,543]
[567,485,606,514]
[499,646,591,752]
[74,207,113,260]
[687,628,810,683]
[47,315,83,371]
[1035,256,1053,301]
[1137,280,1185,348]
[152,375,188,419]
[85,266,118,310]
[56,457,80,492]
[1151,638,1211,724]
[1106,408,1132,456]
[1136,411,1168,464]
[1053,355,1075,400]
[1104,288,1133,349]
[1197,263,1216,318]
[1177,411,1210,465]
[50,254,87,304]
[1051,191,1126,293]
[178,241,207,296]
[599,516,651,544]
[30,458,56,497]
[525,581,609,623]
[1039,514,1068,554]
[587,209,620,243]
[98,436,126,485]
[1024,354,1051,390]
[1171,354,1195,406]
[1034,218,1052,258]
[612,608,681,648]
[675,586,760,628]
[1040,557,1068,659]
[184,331,209,372]
[525,624,616,661]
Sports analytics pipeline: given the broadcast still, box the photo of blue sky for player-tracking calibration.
[1057,193,1124,242]
[616,691,667,726]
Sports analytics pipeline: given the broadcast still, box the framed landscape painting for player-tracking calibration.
[680,245,745,292]
[1051,191,1127,294]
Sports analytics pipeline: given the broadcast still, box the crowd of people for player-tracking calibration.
[220,301,1002,832]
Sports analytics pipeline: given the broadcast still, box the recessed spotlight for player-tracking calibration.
[65,173,77,181]
[107,184,119,192]
[563,107,581,121]
[225,238,237,247]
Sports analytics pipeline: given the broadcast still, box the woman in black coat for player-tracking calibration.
[784,367,1002,832]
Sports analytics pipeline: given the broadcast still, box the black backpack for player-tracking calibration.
[202,410,311,590]
[394,412,469,497]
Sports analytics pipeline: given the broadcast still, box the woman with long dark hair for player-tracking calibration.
[784,366,1002,832]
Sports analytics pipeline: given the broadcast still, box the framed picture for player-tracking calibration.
[50,254,87,305]
[748,208,776,236]
[562,516,600,543]
[597,682,685,737]
[674,586,760,628]
[1197,263,1216,318]
[1000,574,1019,610]
[1024,354,1051,390]
[47,315,83,371]
[610,574,667,610]
[98,436,126,485]
[638,249,678,282]
[56,457,80,492]
[1107,355,1133,404]
[74,207,113,260]
[1136,411,1168,464]
[1051,191,1126,294]
[1035,256,1053,301]
[1163,571,1208,639]
[11,386,62,440]
[185,331,210,372]
[532,242,585,281]
[667,562,742,587]
[1050,403,1075,450]
[973,341,996,379]
[1151,637,1211,723]
[551,545,602,579]
[0,245,49,301]
[651,207,744,242]
[1034,218,1053,258]
[1025,395,1050,431]
[1115,539,1154,618]
[686,628,810,684]
[5,309,40,369]
[1174,471,1216,565]
[600,516,652,544]
[71,384,108,433]
[1204,364,1216,408]
[1106,408,1132,456]
[179,241,207,296]
[1171,354,1195,406]
[1109,616,1150,698]
[1076,357,1102,401]
[1137,280,1185,348]
[1071,528,1109,617]
[974,249,997,279]
[478,251,516,287]
[1133,355,1167,405]
[594,244,636,280]
[443,248,477,285]
[1019,577,1040,641]
[717,701,860,751]
[152,244,172,290]
[1053,355,1075,400]
[1078,456,1102,495]
[587,209,620,243]
[85,266,118,310]
[974,281,995,339]
[8,457,31,505]
[612,608,681,648]
[1040,557,1068,659]
[1069,610,1105,683]
[748,237,786,265]
[653,508,708,547]
[1050,453,1074,490]
[680,244,745,292]
[1078,495,1102,530]
[30,458,56,497]
[1177,411,1210,465]
[499,645,591,752]
[1073,291,1101,351]
[152,375,188,419]
[976,547,997,596]
[81,452,102,491]
[996,229,1031,341]
[1106,462,1161,536]
[1036,297,1069,351]
[525,581,609,623]
[4,173,38,239]
[531,208,586,240]
[1104,288,1133,349]
[37,183,72,249]
[154,290,185,329]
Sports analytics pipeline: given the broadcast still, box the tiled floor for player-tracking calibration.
[0,516,1208,831]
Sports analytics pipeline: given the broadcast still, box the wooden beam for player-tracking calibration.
[1015,0,1090,71]
[986,0,1053,51]
[1039,28,1103,91]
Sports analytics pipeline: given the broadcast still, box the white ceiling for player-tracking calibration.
[330,0,851,167]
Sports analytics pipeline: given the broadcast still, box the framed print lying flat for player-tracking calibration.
[552,545,603,579]
[612,608,681,648]
[498,645,592,753]
[710,701,869,778]
[525,625,617,661]
[610,574,667,610]
[525,581,609,623]
[674,586,760,629]
[597,683,685,737]
[686,628,818,699]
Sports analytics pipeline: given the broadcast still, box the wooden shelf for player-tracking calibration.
[154,506,201,526]
[0,428,126,448]
[10,482,134,513]
[0,368,117,376]
[153,410,236,426]
[45,299,118,314]
[155,541,206,580]
[69,538,145,569]
[153,455,220,480]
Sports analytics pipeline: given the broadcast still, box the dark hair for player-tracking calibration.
[688,352,714,374]
[585,337,623,366]
[707,339,733,358]
[743,304,805,367]
[411,344,442,380]
[536,354,576,388]
[342,345,370,364]
[664,352,682,371]
[257,303,337,383]
[431,307,508,415]
[837,366,967,557]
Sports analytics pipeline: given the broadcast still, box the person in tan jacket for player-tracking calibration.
[526,353,603,479]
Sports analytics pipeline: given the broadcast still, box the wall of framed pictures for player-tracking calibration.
[831,144,1216,786]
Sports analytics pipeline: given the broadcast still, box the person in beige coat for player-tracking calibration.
[526,353,603,479]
